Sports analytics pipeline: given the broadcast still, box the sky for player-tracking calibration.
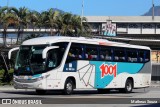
[0,0,160,16]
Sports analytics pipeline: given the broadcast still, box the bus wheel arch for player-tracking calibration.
[63,77,76,95]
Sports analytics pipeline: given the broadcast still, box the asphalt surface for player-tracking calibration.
[0,83,160,107]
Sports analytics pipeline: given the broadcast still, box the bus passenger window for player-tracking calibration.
[145,51,150,62]
[114,49,125,62]
[85,46,98,60]
[99,48,112,61]
[105,51,111,60]
[66,43,83,63]
[100,55,104,59]
[99,50,105,60]
[127,50,138,62]
[138,51,144,63]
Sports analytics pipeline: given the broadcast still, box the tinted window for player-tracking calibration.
[114,48,125,62]
[145,50,150,62]
[85,45,98,60]
[127,50,138,62]
[99,47,112,61]
[66,43,83,63]
[138,50,144,63]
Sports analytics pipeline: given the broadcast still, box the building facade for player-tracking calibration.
[85,16,160,63]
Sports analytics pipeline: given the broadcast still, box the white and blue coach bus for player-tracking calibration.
[8,36,151,95]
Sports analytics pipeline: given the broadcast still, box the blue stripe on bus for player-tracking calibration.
[89,61,144,88]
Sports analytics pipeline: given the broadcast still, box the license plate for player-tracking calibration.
[22,84,28,88]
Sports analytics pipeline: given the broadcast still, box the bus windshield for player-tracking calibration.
[14,42,68,75]
[14,45,47,75]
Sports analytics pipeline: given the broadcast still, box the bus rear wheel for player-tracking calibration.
[63,79,74,95]
[120,79,133,93]
[36,89,46,95]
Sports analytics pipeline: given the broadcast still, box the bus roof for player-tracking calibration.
[22,36,150,50]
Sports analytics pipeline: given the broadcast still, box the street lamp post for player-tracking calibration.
[81,0,84,26]
[7,0,9,12]
[7,0,9,6]
[152,0,154,20]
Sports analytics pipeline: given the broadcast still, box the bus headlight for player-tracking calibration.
[35,74,50,81]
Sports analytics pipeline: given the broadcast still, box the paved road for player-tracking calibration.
[0,87,160,107]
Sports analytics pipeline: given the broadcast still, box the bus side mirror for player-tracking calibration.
[42,46,59,59]
[8,47,19,60]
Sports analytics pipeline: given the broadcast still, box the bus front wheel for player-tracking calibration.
[63,79,74,95]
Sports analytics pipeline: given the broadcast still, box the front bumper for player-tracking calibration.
[13,79,46,89]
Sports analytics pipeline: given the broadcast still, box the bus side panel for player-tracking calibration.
[133,62,151,88]
[75,61,95,89]
[107,62,151,89]
[59,61,95,89]
[57,60,151,90]
[90,61,145,89]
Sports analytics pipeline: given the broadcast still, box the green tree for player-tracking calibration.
[0,7,18,82]
[56,13,91,37]
[16,7,30,44]
[28,10,39,31]
[43,8,59,36]
[81,17,91,37]
[0,6,19,46]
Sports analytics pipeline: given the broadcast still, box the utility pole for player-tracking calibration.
[152,0,154,20]
[81,0,84,26]
[7,0,9,13]
[7,0,9,7]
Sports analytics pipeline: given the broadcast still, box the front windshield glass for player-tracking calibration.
[14,42,68,76]
[15,45,47,75]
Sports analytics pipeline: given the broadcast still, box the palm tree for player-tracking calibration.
[16,7,30,44]
[71,15,82,36]
[81,17,91,37]
[0,6,91,44]
[56,13,64,36]
[0,6,19,46]
[28,10,39,31]
[56,13,91,37]
[44,8,59,36]
[56,13,73,36]
[0,6,19,82]
[41,11,49,34]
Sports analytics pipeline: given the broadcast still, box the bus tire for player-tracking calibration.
[36,89,46,95]
[123,79,133,93]
[63,79,74,95]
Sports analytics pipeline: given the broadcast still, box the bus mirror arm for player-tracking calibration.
[42,46,59,59]
[8,47,19,60]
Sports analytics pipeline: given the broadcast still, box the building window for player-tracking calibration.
[128,24,139,28]
[142,24,154,29]
[117,23,127,28]
[157,24,160,28]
